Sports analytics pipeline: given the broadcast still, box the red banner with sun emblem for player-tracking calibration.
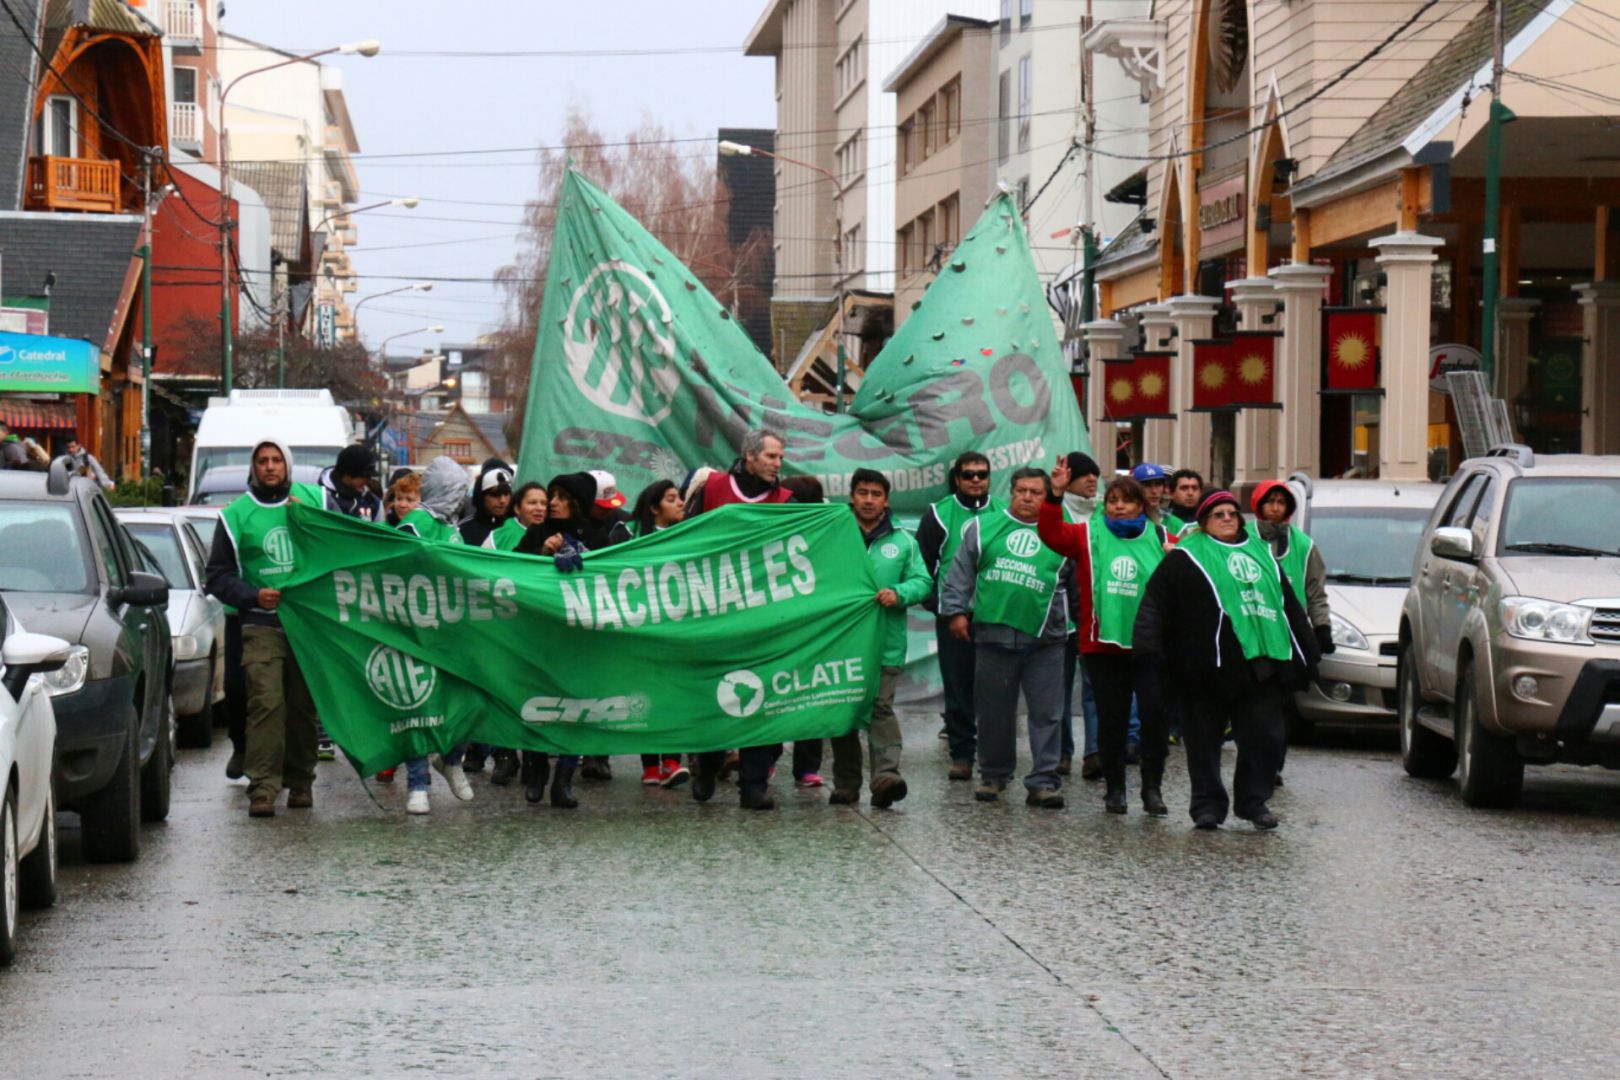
[1100,352,1173,421]
[1324,309,1380,391]
[1101,357,1141,421]
[1191,339,1237,410]
[1228,332,1279,407]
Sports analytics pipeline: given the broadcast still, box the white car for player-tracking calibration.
[0,603,74,966]
[115,510,226,749]
[1288,477,1444,731]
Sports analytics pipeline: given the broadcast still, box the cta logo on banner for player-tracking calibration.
[1324,309,1381,392]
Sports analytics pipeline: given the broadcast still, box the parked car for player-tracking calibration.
[1398,446,1620,807]
[0,459,173,863]
[167,505,219,549]
[116,510,225,749]
[1283,477,1444,732]
[188,464,326,507]
[0,602,73,966]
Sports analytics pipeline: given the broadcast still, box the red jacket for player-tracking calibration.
[1037,498,1174,655]
[698,471,793,511]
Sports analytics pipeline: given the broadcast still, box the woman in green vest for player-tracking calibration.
[1250,481,1334,655]
[492,482,547,552]
[1038,464,1173,815]
[1133,491,1320,831]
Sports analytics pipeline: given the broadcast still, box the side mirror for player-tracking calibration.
[1430,526,1476,561]
[1,632,71,699]
[120,570,170,608]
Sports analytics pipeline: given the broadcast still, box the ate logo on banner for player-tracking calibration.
[1226,553,1265,584]
[1005,530,1041,558]
[564,261,681,426]
[366,645,437,711]
[717,669,766,718]
[263,527,295,570]
[1110,556,1138,582]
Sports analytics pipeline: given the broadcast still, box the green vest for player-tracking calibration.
[1086,509,1165,648]
[1273,525,1314,612]
[491,517,528,551]
[218,482,325,590]
[865,525,932,667]
[399,508,463,545]
[932,494,1004,580]
[1168,514,1199,538]
[1176,529,1294,662]
[971,510,1068,637]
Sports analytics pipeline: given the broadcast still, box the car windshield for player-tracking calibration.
[0,502,92,593]
[1306,507,1433,584]
[1499,477,1620,556]
[195,446,342,479]
[123,523,191,589]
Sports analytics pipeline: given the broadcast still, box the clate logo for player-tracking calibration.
[563,261,680,426]
[716,669,765,718]
[880,542,900,559]
[262,526,295,569]
[1005,529,1041,558]
[366,645,437,711]
[1227,552,1264,584]
[1110,555,1138,582]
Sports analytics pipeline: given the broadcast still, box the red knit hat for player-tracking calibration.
[1195,489,1241,525]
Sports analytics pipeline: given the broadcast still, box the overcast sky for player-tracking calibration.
[225,0,775,358]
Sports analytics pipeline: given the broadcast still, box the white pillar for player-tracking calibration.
[1229,277,1282,483]
[1576,281,1620,454]
[1372,232,1443,481]
[1165,294,1222,476]
[1495,296,1540,434]
[1269,262,1333,478]
[1137,303,1176,465]
[1082,319,1126,434]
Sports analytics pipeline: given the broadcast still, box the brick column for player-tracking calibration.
[1165,294,1221,476]
[1229,277,1282,482]
[1269,262,1333,478]
[1373,232,1443,481]
[1137,303,1176,465]
[1576,281,1620,454]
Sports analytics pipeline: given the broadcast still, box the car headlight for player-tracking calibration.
[172,634,201,661]
[1499,596,1593,644]
[1329,612,1369,651]
[43,645,90,697]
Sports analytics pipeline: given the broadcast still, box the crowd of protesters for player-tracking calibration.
[205,427,1331,831]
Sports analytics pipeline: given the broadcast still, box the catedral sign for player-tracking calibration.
[518,172,1091,517]
[0,331,99,395]
[276,501,884,773]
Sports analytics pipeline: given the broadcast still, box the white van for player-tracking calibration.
[186,389,357,503]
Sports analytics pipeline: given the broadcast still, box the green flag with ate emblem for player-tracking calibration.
[516,170,1089,518]
[275,502,884,774]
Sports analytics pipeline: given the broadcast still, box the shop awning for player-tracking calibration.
[0,398,77,430]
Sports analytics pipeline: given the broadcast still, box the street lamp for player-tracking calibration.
[352,282,433,318]
[219,39,381,392]
[376,325,446,363]
[719,138,849,410]
[315,196,419,235]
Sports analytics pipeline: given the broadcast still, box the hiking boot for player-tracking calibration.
[827,787,860,805]
[870,774,908,808]
[248,794,275,818]
[738,787,776,811]
[406,790,430,815]
[286,787,313,810]
[1025,788,1065,809]
[489,749,519,786]
[1104,787,1128,815]
[550,762,578,809]
[1239,807,1280,831]
[1079,754,1103,781]
[718,750,741,780]
[659,759,690,788]
[462,747,487,773]
[948,760,974,781]
[691,755,721,803]
[580,757,612,781]
[1056,757,1072,776]
[432,756,474,802]
[973,780,1006,802]
[225,750,245,781]
[522,753,549,805]
[1140,759,1168,817]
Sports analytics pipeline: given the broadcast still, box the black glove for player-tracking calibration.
[1314,623,1336,656]
[555,550,585,574]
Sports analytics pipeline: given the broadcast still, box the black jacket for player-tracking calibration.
[580,509,633,550]
[459,458,513,546]
[319,467,383,523]
[1132,527,1320,701]
[515,517,588,558]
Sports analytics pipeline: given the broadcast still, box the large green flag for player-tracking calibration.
[276,502,883,775]
[517,171,1089,518]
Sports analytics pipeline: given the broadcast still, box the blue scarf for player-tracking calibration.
[1104,514,1148,539]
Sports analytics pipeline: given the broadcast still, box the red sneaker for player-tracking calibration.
[660,758,690,788]
[376,768,396,783]
[640,764,662,786]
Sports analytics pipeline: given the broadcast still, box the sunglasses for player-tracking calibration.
[959,469,990,480]
[1206,508,1241,521]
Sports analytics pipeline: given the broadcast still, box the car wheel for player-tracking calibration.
[1399,641,1456,779]
[18,782,57,910]
[1456,658,1524,809]
[140,695,174,824]
[177,695,213,750]
[0,793,17,966]
[80,711,141,864]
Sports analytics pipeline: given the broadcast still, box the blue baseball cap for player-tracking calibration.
[1132,463,1170,483]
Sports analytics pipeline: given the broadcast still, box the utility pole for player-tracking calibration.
[139,158,153,480]
[1480,0,1513,387]
[219,124,233,393]
[1079,0,1098,329]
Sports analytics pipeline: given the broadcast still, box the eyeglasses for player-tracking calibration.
[1206,508,1240,521]
[959,469,990,480]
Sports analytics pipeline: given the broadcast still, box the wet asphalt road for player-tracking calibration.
[6,714,1620,1079]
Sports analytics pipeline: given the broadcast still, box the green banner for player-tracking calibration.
[276,502,884,775]
[518,171,1090,518]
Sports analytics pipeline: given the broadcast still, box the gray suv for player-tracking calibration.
[1397,447,1620,808]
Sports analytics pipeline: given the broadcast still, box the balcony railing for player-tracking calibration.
[25,156,120,213]
[162,1,201,48]
[171,101,200,147]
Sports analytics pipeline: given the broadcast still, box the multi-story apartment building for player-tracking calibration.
[155,0,220,163]
[218,33,364,344]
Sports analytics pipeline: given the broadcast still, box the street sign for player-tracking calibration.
[317,303,336,349]
[0,331,99,394]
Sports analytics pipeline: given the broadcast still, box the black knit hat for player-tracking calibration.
[335,444,376,478]
[1065,451,1101,479]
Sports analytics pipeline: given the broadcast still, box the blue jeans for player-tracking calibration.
[975,640,1065,791]
[406,744,467,792]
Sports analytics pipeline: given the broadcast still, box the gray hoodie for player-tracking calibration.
[419,457,466,524]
